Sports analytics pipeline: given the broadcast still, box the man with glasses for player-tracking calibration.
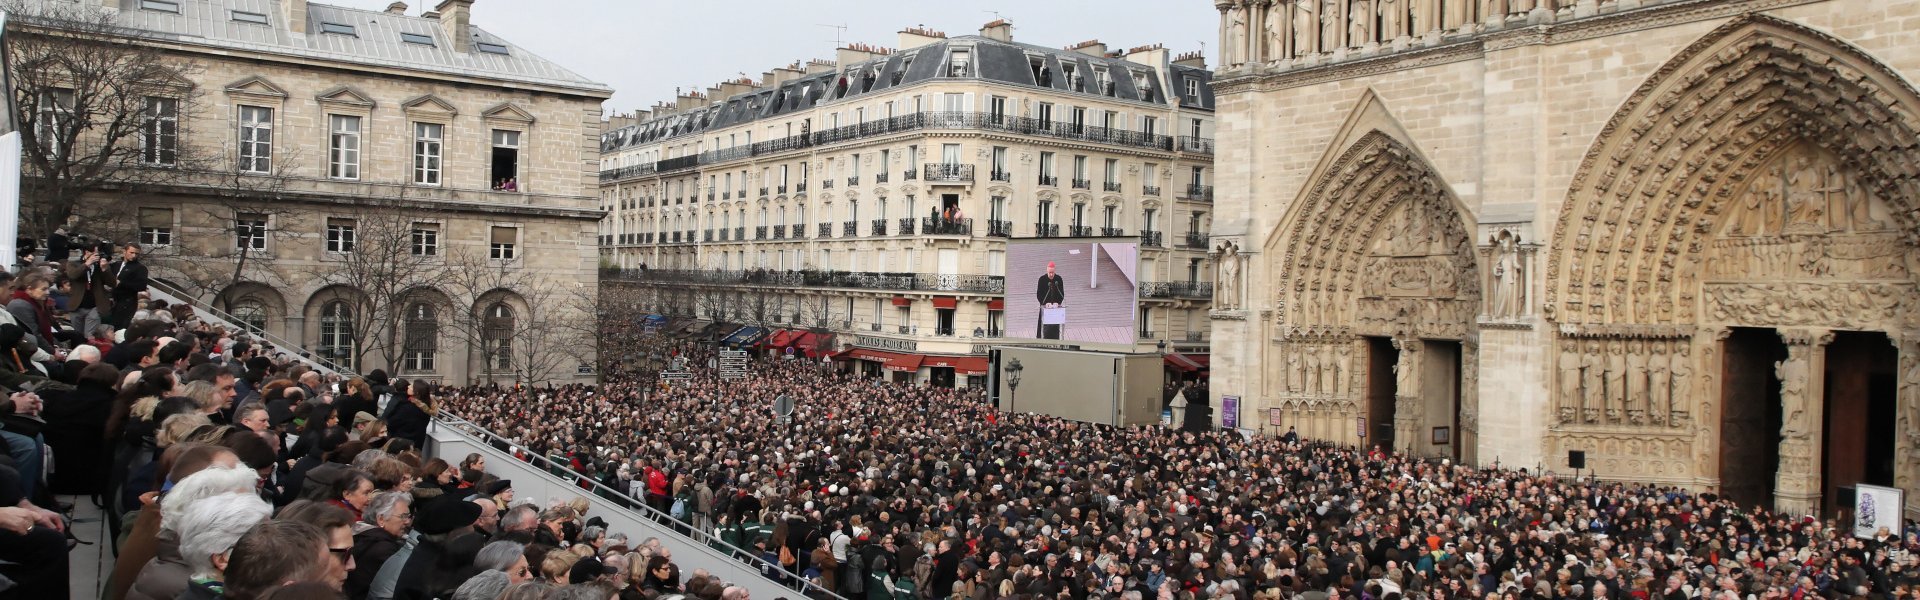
[348,491,412,599]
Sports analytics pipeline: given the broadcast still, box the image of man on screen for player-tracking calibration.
[1036,261,1066,339]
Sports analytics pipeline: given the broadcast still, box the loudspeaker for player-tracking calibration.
[1183,404,1214,433]
[1568,450,1586,470]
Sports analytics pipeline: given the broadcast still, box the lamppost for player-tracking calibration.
[1004,358,1024,414]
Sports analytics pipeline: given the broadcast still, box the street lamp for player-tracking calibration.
[1003,358,1024,414]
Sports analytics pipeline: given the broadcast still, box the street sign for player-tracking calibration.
[660,371,692,383]
[773,394,794,423]
[719,350,749,381]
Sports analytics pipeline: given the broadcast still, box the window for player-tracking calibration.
[1074,155,1087,180]
[230,300,267,333]
[1039,152,1054,178]
[140,0,179,12]
[328,115,361,179]
[1190,118,1203,138]
[1191,165,1205,186]
[319,301,356,370]
[319,21,357,36]
[491,130,520,190]
[988,96,1007,124]
[237,106,273,173]
[141,97,178,166]
[1071,107,1087,132]
[482,303,514,370]
[138,208,173,246]
[947,49,971,77]
[1143,116,1158,136]
[1102,110,1117,130]
[413,122,444,185]
[1105,159,1118,184]
[325,218,356,253]
[400,32,436,46]
[230,10,268,24]
[234,213,267,250]
[1039,200,1054,225]
[411,224,439,256]
[34,88,72,158]
[402,303,437,373]
[1185,78,1200,98]
[1072,204,1086,227]
[1037,102,1054,129]
[1104,205,1118,228]
[1144,208,1158,232]
[489,226,518,260]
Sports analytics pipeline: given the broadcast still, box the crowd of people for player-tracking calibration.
[0,242,752,600]
[435,316,1920,600]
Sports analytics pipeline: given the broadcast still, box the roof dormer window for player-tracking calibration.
[140,0,180,13]
[946,49,971,78]
[230,10,269,24]
[477,42,511,55]
[401,32,436,47]
[319,21,357,36]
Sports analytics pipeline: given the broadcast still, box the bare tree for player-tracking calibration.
[160,157,306,309]
[443,248,594,384]
[5,0,207,237]
[802,293,836,328]
[304,202,450,372]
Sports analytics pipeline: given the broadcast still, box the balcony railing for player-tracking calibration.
[988,220,1013,237]
[924,163,975,183]
[898,217,916,236]
[1138,330,1157,339]
[990,170,1011,182]
[922,217,972,236]
[1139,281,1215,299]
[718,228,729,241]
[1141,231,1163,247]
[1071,178,1091,189]
[777,184,788,194]
[871,219,888,236]
[1069,225,1093,237]
[722,191,731,200]
[875,173,888,184]
[903,169,917,181]
[734,227,745,240]
[1101,227,1125,237]
[818,223,832,237]
[657,155,698,174]
[671,231,681,243]
[758,187,768,197]
[772,226,786,240]
[599,163,657,182]
[897,325,912,335]
[1184,232,1208,248]
[843,221,858,237]
[822,179,835,189]
[603,268,1006,294]
[847,176,859,186]
[703,229,713,243]
[1144,185,1161,196]
[1186,184,1213,201]
[795,182,807,193]
[1178,136,1216,154]
[790,224,806,239]
[1103,181,1122,193]
[1038,175,1058,186]
[1185,331,1207,342]
[706,191,715,201]
[1035,223,1060,238]
[935,327,955,337]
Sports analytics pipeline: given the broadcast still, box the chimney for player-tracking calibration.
[773,66,805,86]
[282,0,308,33]
[385,2,408,14]
[435,0,473,53]
[897,26,946,51]
[835,44,889,69]
[979,19,1012,42]
[1123,44,1166,67]
[1068,39,1107,57]
[803,59,836,75]
[718,79,754,100]
[1172,50,1207,69]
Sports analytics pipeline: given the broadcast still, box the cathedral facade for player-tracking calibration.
[1207,0,1920,516]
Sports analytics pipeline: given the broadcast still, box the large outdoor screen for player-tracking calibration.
[1003,238,1139,345]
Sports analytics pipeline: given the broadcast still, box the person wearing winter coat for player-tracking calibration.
[347,491,412,599]
[383,379,434,448]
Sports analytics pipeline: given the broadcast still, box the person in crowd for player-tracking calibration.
[347,491,412,599]
[172,492,275,600]
[107,243,148,330]
[223,519,334,600]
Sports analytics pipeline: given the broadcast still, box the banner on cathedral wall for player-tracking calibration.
[1854,484,1904,540]
[1221,396,1239,429]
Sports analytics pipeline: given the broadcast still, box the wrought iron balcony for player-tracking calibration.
[818,223,832,237]
[1185,331,1206,342]
[1186,184,1213,201]
[758,187,768,197]
[988,219,1013,237]
[1144,185,1161,196]
[795,182,807,193]
[1035,223,1060,238]
[923,163,975,183]
[1139,281,1215,299]
[790,224,806,238]
[602,268,1006,294]
[772,226,786,239]
[1038,175,1058,186]
[1069,225,1093,237]
[843,221,858,236]
[703,229,713,242]
[935,327,955,337]
[847,175,859,186]
[722,191,731,199]
[755,226,767,240]
[1178,136,1215,154]
[898,217,916,235]
[922,217,972,236]
[706,191,714,201]
[990,169,1012,182]
[1141,230,1163,247]
[1103,181,1122,193]
[897,325,912,335]
[718,228,729,241]
[671,231,681,243]
[875,172,889,184]
[823,179,835,189]
[871,219,888,236]
[1072,178,1091,189]
[903,169,917,180]
[1101,227,1125,237]
[777,184,787,194]
[734,227,745,240]
[1184,232,1208,248]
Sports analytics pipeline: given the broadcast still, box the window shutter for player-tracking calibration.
[139,207,171,228]
[490,226,516,244]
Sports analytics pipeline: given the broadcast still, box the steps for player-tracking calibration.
[144,280,356,378]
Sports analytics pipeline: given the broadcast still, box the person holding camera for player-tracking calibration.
[108,242,148,330]
[64,242,116,338]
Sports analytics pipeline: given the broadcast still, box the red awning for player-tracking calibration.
[931,297,958,309]
[804,333,834,357]
[922,355,990,375]
[890,296,912,307]
[772,329,804,348]
[1189,353,1210,369]
[987,299,1005,311]
[845,348,923,372]
[1164,353,1203,372]
[884,354,924,372]
[828,348,858,361]
[792,332,818,353]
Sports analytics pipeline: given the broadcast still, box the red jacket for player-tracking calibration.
[646,467,669,497]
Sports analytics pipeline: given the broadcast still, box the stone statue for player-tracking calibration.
[1580,341,1605,423]
[1263,2,1284,62]
[1336,343,1352,396]
[1784,152,1831,231]
[1626,339,1649,425]
[1668,343,1692,427]
[1481,0,1507,22]
[1294,0,1317,57]
[1349,0,1374,46]
[1776,350,1810,438]
[1286,347,1303,392]
[1735,168,1780,236]
[1381,0,1404,39]
[1843,170,1885,231]
[1604,340,1627,423]
[1489,231,1523,318]
[1321,0,1342,52]
[1217,244,1242,310]
[1648,343,1671,426]
[1558,339,1583,424]
[1225,4,1247,66]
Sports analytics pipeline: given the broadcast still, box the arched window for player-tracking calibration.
[483,302,514,371]
[402,303,437,373]
[230,299,268,333]
[319,300,356,371]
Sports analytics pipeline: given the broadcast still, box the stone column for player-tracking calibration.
[1894,330,1920,518]
[1218,3,1237,67]
[1393,337,1421,455]
[1774,328,1833,516]
[1248,0,1267,64]
[1692,327,1729,490]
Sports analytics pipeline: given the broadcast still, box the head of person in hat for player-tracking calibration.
[414,495,484,537]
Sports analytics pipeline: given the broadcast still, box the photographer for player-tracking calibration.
[65,241,115,338]
[109,242,148,330]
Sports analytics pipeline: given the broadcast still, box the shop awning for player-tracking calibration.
[641,314,668,323]
[1164,353,1203,372]
[674,319,711,338]
[1189,353,1210,369]
[794,332,824,356]
[987,299,1005,311]
[890,296,912,307]
[844,348,923,372]
[765,329,799,348]
[931,297,958,309]
[701,322,739,340]
[723,326,768,346]
[923,355,990,375]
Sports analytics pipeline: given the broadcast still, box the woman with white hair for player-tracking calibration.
[126,463,260,600]
[172,493,274,600]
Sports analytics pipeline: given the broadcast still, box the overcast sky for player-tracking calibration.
[322,0,1218,116]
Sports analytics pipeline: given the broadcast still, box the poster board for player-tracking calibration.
[1854,484,1905,539]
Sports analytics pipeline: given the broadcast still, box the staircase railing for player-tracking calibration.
[144,279,357,378]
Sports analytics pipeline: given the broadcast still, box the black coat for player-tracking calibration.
[41,381,113,494]
[347,526,404,599]
[110,259,148,301]
[385,397,431,447]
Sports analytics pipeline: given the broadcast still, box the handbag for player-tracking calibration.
[779,545,797,567]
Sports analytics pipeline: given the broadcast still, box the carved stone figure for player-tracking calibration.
[1305,347,1323,395]
[1784,152,1832,232]
[1381,0,1404,40]
[1294,0,1316,57]
[1321,0,1341,53]
[1735,167,1780,236]
[1648,343,1671,426]
[1225,4,1248,66]
[1286,347,1303,392]
[1669,343,1692,427]
[1489,231,1524,318]
[1336,343,1352,396]
[1842,171,1885,231]
[1605,340,1627,423]
[1349,0,1374,46]
[1581,341,1605,423]
[1217,243,1243,310]
[1558,339,1583,424]
[1777,348,1811,439]
[1626,339,1649,425]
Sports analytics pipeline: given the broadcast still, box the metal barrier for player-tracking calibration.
[145,279,356,379]
[428,413,846,600]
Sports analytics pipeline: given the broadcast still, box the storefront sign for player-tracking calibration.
[855,334,917,352]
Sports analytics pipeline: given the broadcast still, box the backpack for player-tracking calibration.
[670,497,689,521]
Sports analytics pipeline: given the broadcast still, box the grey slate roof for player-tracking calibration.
[84,0,609,94]
[604,34,1212,152]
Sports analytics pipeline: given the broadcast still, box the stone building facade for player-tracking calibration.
[16,0,610,384]
[599,22,1217,384]
[1209,0,1920,516]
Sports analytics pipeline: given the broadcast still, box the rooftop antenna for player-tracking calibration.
[817,23,847,49]
[983,9,1006,22]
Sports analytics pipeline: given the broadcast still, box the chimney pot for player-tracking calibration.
[282,0,309,33]
[385,1,408,15]
[434,0,473,53]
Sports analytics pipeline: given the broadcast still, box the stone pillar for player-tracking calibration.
[1393,337,1421,455]
[1218,3,1237,67]
[1773,328,1833,516]
[1692,327,1729,490]
[1248,0,1267,64]
[1894,330,1920,518]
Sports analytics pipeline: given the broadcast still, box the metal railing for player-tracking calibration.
[1101,227,1125,237]
[604,268,1005,293]
[1144,185,1161,196]
[1141,230,1163,247]
[1178,136,1216,154]
[903,169,917,181]
[846,175,859,186]
[870,219,888,236]
[1139,281,1215,299]
[733,227,745,240]
[1038,175,1057,186]
[1184,232,1209,248]
[898,217,916,236]
[717,228,728,241]
[1071,178,1091,189]
[1186,184,1213,201]
[817,223,832,237]
[754,226,767,240]
[703,229,713,243]
[822,179,835,189]
[146,279,356,378]
[988,220,1013,237]
[771,226,786,240]
[1103,181,1122,193]
[790,224,806,239]
[430,413,845,600]
[1034,223,1060,238]
[1069,225,1093,237]
[794,182,807,193]
[842,221,858,236]
[922,217,971,236]
[990,170,1012,182]
[874,173,888,184]
[923,163,974,183]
